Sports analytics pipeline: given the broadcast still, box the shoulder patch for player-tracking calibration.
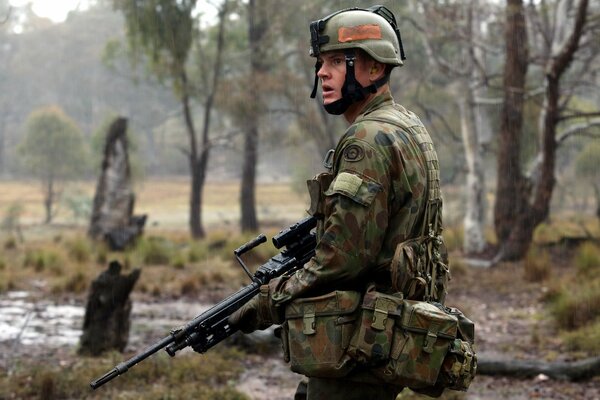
[343,144,364,162]
[332,172,362,197]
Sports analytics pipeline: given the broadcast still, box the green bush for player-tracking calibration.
[66,237,92,263]
[137,237,174,266]
[575,242,600,276]
[550,280,600,330]
[561,319,600,354]
[23,249,63,273]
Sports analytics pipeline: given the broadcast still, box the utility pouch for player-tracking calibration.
[285,290,361,378]
[347,287,403,365]
[435,306,477,391]
[375,300,458,388]
[390,238,428,300]
[306,173,334,219]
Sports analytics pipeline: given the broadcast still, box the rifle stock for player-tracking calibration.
[90,216,316,390]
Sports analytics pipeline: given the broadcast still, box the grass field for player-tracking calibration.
[0,178,310,232]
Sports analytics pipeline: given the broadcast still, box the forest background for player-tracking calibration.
[0,0,599,399]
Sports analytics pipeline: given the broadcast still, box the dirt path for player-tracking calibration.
[236,262,600,400]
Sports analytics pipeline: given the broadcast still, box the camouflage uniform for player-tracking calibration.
[272,89,435,304]
[272,89,441,400]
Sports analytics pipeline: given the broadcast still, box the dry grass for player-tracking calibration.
[0,178,308,230]
[0,348,249,400]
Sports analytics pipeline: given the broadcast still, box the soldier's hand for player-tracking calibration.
[228,296,264,334]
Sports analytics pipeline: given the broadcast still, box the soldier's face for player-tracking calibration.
[316,51,375,106]
[317,52,346,105]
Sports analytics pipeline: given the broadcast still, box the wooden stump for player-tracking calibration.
[79,261,141,356]
[88,117,146,250]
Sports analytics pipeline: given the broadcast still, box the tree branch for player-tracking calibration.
[558,112,600,122]
[557,119,600,145]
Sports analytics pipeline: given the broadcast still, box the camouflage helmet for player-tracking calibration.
[309,6,405,67]
[308,6,407,115]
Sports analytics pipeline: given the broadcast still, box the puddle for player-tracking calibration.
[0,291,208,348]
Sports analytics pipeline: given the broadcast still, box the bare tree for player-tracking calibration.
[409,0,500,254]
[495,0,597,261]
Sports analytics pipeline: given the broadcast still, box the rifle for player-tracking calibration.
[90,216,317,390]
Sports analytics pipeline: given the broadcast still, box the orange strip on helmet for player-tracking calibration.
[338,24,382,42]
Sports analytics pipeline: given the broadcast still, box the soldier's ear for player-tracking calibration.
[369,62,385,81]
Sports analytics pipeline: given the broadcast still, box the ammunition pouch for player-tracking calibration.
[347,289,477,394]
[390,235,450,304]
[283,290,361,378]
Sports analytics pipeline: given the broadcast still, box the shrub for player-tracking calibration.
[550,281,600,330]
[138,237,174,266]
[561,320,600,354]
[575,242,600,276]
[3,236,17,250]
[523,247,552,282]
[66,237,91,263]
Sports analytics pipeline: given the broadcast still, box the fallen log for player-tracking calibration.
[477,355,600,381]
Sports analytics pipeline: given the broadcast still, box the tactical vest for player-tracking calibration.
[357,103,448,304]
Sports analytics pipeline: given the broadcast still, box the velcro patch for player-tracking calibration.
[338,24,382,43]
[343,144,364,162]
[332,172,363,197]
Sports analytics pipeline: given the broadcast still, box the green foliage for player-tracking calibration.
[18,105,87,180]
[561,319,600,354]
[135,236,175,266]
[575,141,600,179]
[550,280,600,330]
[575,242,600,276]
[23,248,64,273]
[66,237,92,263]
[114,0,196,84]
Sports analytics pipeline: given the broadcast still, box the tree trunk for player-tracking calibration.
[459,80,487,254]
[241,123,258,231]
[44,176,54,224]
[499,0,589,261]
[240,0,268,232]
[187,2,229,239]
[494,0,529,244]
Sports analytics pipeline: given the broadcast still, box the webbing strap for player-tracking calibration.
[361,114,443,301]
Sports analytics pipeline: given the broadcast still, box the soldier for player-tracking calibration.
[230,6,448,400]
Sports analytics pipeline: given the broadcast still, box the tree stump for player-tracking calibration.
[79,261,141,356]
[88,117,146,250]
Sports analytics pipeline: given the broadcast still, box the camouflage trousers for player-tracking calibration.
[294,378,399,400]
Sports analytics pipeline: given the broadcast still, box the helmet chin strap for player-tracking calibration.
[311,50,389,115]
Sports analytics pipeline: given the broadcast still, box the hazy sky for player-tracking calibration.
[7,1,220,27]
[9,0,90,23]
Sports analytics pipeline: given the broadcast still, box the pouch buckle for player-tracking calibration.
[303,305,316,335]
[423,322,439,353]
[372,297,391,331]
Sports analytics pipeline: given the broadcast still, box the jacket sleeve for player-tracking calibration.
[272,139,392,304]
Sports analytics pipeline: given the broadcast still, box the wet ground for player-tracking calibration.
[1,276,600,400]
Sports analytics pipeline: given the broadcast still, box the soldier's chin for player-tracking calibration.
[322,95,341,105]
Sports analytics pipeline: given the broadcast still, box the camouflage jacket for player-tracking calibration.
[272,89,441,305]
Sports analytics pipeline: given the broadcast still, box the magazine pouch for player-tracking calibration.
[347,286,403,365]
[284,290,361,378]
